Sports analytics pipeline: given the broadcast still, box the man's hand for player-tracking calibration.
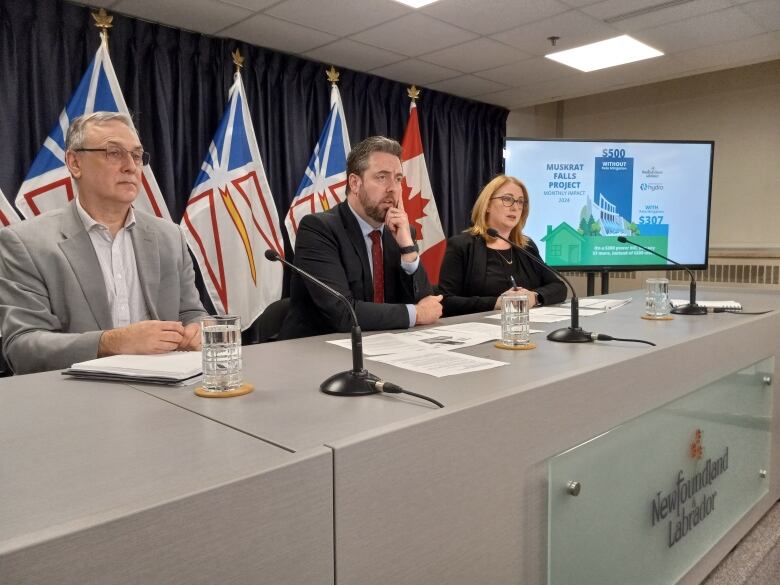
[98,320,186,357]
[415,295,443,325]
[384,206,414,249]
[178,322,202,351]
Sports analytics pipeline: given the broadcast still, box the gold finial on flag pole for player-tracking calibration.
[92,8,113,43]
[326,66,340,86]
[232,50,245,74]
[407,85,421,102]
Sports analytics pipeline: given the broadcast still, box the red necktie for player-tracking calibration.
[369,230,384,303]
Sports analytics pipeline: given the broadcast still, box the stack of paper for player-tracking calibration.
[63,351,202,385]
[327,322,511,377]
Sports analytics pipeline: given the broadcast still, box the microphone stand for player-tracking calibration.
[264,250,380,396]
[486,229,592,343]
[616,237,707,315]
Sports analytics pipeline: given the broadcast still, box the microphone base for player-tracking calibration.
[321,369,380,396]
[547,327,593,343]
[671,304,708,315]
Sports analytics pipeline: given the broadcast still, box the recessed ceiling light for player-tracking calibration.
[545,35,663,72]
[392,0,442,7]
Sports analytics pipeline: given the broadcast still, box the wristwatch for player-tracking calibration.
[398,243,419,255]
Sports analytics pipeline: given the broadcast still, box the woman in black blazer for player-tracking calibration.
[438,175,567,317]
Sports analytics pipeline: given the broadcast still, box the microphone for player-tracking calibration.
[616,236,707,316]
[264,248,380,396]
[486,228,592,343]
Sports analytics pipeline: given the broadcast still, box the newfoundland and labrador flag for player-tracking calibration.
[284,83,350,248]
[181,73,283,329]
[14,37,170,220]
[0,189,21,227]
[401,100,446,284]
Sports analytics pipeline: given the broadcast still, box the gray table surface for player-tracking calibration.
[0,370,334,585]
[130,287,779,452]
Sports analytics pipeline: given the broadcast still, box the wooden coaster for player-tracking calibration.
[495,341,537,350]
[195,383,254,398]
[641,314,674,321]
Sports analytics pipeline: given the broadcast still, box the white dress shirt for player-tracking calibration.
[75,198,150,328]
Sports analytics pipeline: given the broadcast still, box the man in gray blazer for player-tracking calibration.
[0,112,206,374]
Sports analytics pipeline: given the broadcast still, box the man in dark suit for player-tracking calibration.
[280,136,442,339]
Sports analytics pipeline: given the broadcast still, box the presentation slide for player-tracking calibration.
[505,139,713,270]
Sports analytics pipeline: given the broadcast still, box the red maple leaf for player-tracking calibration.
[401,179,428,241]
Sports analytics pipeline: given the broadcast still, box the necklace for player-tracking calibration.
[492,247,513,265]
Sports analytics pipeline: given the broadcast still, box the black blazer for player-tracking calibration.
[280,202,433,339]
[438,232,567,317]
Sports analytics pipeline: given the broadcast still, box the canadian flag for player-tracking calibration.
[400,100,446,284]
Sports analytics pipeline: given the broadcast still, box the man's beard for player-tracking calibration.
[358,188,390,224]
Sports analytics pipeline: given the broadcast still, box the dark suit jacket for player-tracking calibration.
[438,232,567,317]
[280,202,433,339]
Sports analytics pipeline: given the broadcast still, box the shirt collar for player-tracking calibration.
[75,197,136,232]
[347,200,384,239]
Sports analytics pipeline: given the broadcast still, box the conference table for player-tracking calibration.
[2,287,778,585]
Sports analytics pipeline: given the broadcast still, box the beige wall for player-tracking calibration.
[507,59,780,251]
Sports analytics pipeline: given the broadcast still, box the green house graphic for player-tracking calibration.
[541,222,585,265]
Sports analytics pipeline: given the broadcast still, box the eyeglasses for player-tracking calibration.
[491,195,525,208]
[75,145,150,167]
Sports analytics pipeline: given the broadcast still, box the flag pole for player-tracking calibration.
[232,49,244,74]
[326,65,340,87]
[91,8,113,45]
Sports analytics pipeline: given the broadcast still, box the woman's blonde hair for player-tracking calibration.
[468,175,530,247]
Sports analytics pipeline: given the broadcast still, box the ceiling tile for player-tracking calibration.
[113,0,252,35]
[219,13,338,54]
[585,54,690,88]
[558,0,604,6]
[88,0,122,7]
[426,74,508,98]
[370,59,461,85]
[421,0,570,35]
[676,30,780,70]
[303,39,405,71]
[491,10,620,56]
[220,0,278,10]
[265,0,409,36]
[475,57,576,86]
[635,7,767,54]
[420,38,530,74]
[350,12,479,57]
[588,0,735,33]
[739,0,780,32]
[582,0,682,20]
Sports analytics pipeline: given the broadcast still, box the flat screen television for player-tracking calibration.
[504,138,714,271]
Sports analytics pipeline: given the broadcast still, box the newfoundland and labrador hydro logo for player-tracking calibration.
[650,429,729,548]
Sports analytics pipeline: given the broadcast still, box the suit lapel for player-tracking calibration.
[131,214,161,320]
[338,203,373,298]
[58,203,112,330]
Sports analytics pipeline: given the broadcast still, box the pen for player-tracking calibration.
[510,275,519,290]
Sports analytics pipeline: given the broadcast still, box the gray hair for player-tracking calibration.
[66,112,137,150]
[346,136,402,193]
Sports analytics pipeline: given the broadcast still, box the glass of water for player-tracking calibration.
[645,278,670,317]
[201,315,242,392]
[500,293,530,346]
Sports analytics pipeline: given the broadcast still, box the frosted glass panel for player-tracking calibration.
[548,358,773,585]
